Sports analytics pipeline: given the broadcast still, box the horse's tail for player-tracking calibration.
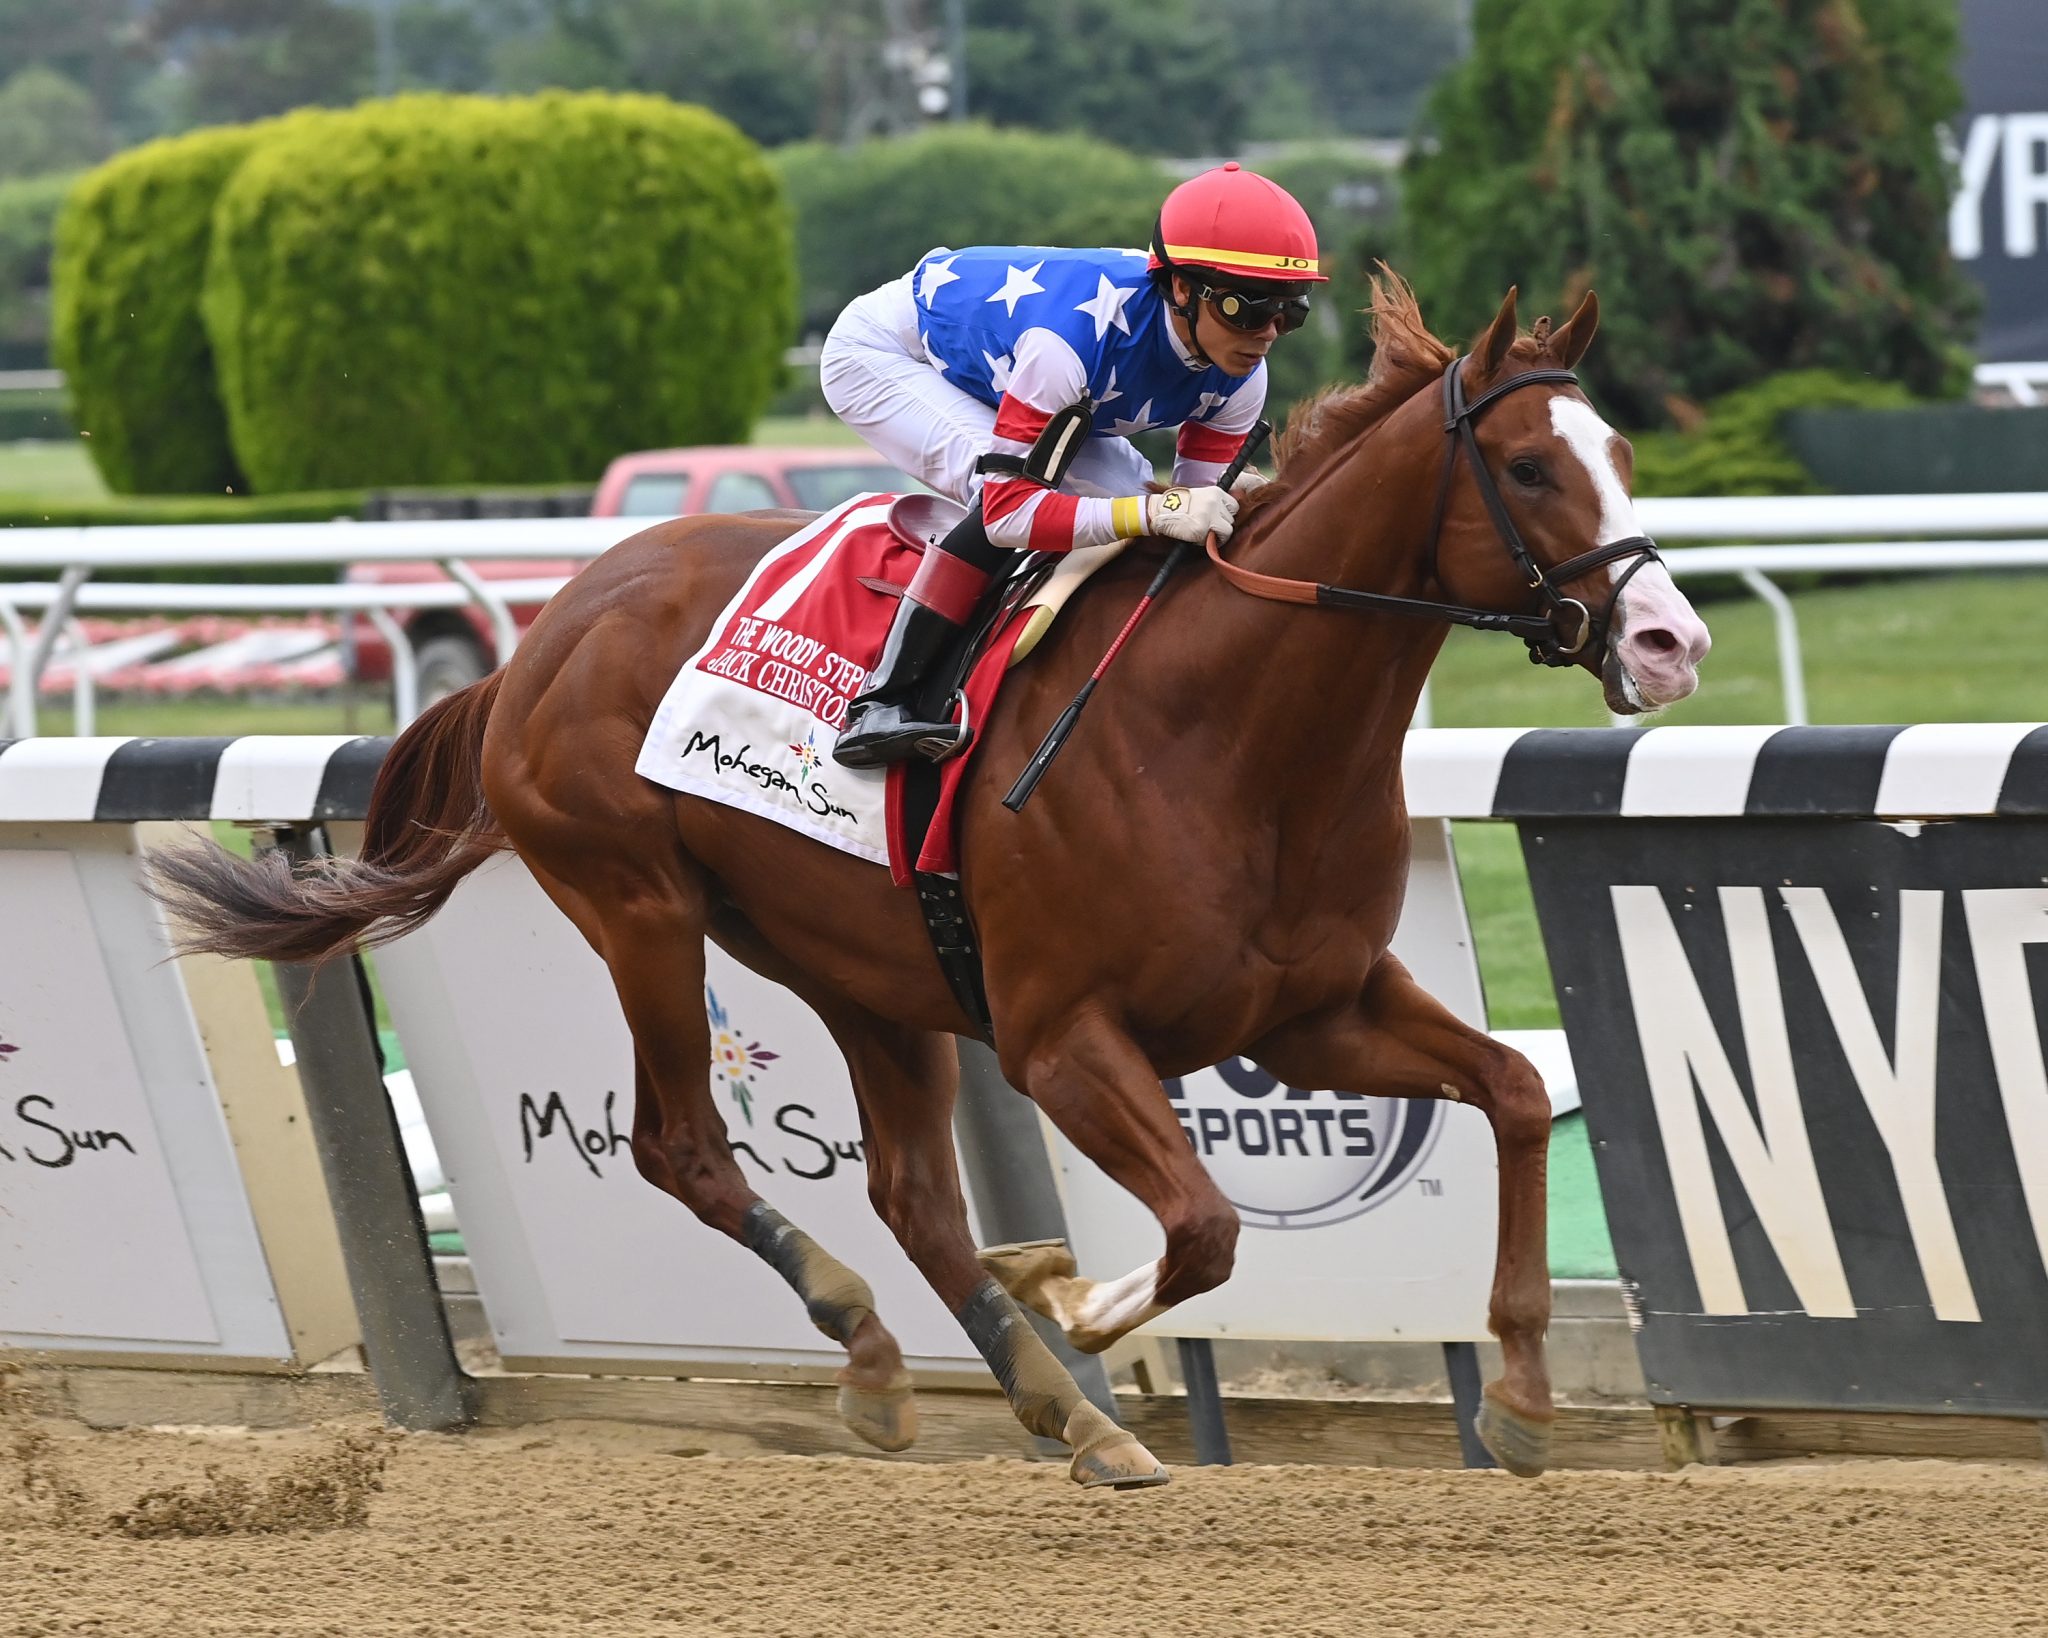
[150,673,509,965]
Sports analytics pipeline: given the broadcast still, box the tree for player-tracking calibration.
[486,0,829,145]
[1235,0,1465,140]
[0,0,161,146]
[148,0,374,124]
[1401,0,1979,428]
[965,0,1245,154]
[0,67,112,178]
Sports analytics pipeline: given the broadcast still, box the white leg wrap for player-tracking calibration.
[1059,1262,1166,1343]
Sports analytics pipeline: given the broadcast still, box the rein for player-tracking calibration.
[1206,356,1660,667]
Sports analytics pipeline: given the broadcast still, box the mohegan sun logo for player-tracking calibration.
[706,986,779,1126]
[1164,1058,1443,1230]
[787,732,823,786]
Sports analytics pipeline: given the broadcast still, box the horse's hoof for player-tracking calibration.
[977,1238,1077,1302]
[837,1372,917,1453]
[1475,1385,1553,1477]
[1071,1435,1170,1491]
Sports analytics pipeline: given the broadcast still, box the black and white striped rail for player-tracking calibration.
[3,724,2048,824]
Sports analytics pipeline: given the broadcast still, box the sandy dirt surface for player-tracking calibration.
[5,1402,2047,1638]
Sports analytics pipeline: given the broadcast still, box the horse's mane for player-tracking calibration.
[1239,267,1546,524]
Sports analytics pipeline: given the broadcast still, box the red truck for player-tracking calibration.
[345,444,918,701]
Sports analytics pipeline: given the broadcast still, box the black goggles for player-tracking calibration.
[1194,280,1312,334]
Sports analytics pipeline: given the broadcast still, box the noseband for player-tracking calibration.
[1205,356,1662,667]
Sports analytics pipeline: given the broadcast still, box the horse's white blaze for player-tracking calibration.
[1548,397,1640,547]
[1068,1263,1164,1339]
[1548,396,1710,705]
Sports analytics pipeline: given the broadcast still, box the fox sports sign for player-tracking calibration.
[1163,1059,1445,1231]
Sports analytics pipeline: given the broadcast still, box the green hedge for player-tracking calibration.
[1630,370,1918,497]
[0,489,363,532]
[0,170,77,365]
[51,125,271,495]
[773,125,1169,337]
[203,92,793,493]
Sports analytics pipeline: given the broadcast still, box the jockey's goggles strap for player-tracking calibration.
[1203,355,1663,667]
[1194,281,1311,335]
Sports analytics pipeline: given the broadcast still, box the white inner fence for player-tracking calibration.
[6,491,2048,732]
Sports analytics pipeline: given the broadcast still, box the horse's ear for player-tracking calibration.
[1477,286,1519,378]
[1547,288,1600,369]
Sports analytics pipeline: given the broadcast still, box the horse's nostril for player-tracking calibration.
[1632,627,1682,657]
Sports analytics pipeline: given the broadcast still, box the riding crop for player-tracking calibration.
[1002,418,1272,812]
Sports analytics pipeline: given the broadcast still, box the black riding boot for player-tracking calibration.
[835,503,1007,769]
[832,595,974,768]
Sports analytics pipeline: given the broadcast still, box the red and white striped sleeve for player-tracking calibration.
[979,327,1132,553]
[1172,363,1267,487]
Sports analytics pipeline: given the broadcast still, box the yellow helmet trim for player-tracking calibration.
[1162,243,1320,275]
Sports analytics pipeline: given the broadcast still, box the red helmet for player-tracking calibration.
[1148,162,1328,285]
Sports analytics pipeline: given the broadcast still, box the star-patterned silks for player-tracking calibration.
[1074,273,1137,340]
[1105,399,1157,436]
[906,246,1249,455]
[985,260,1046,317]
[918,255,960,307]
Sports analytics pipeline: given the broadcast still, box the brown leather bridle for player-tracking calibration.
[1206,356,1662,667]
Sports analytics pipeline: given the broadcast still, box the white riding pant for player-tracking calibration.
[819,273,1155,506]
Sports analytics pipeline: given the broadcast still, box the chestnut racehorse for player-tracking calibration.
[154,277,1709,1487]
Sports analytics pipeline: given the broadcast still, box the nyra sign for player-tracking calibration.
[1953,0,2048,360]
[1526,817,2048,1418]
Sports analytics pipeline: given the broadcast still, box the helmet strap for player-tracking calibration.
[1152,211,1218,371]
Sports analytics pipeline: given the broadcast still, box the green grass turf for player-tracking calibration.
[752,414,866,447]
[1547,1113,1618,1279]
[0,438,107,503]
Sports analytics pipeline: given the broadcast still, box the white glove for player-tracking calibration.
[1145,484,1239,545]
[1229,468,1271,500]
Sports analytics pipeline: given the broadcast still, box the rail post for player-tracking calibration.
[261,824,475,1431]
[1441,1340,1497,1469]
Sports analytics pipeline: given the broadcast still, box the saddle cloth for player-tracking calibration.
[635,492,1039,878]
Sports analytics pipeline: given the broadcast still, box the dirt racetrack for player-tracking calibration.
[7,1407,2048,1638]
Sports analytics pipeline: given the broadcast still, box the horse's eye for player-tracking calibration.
[1509,459,1544,487]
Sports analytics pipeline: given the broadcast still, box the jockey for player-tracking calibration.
[820,161,1327,768]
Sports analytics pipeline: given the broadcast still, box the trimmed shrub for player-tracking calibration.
[1629,370,1917,497]
[773,125,1169,338]
[51,125,270,494]
[204,92,794,492]
[0,171,79,368]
